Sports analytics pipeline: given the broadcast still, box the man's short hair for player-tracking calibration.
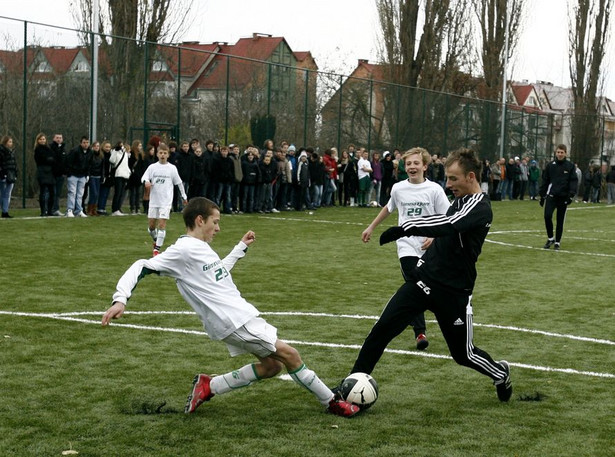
[556,144,567,153]
[183,197,220,229]
[402,147,431,166]
[158,142,169,152]
[445,147,482,178]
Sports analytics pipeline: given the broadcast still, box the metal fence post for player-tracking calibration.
[176,46,181,141]
[224,55,230,146]
[21,21,28,209]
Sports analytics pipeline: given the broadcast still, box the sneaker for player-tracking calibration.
[185,374,214,413]
[543,239,555,249]
[78,211,88,218]
[271,208,280,213]
[416,333,429,350]
[66,210,74,218]
[111,210,124,216]
[554,243,560,251]
[327,394,360,418]
[52,210,63,217]
[494,360,513,402]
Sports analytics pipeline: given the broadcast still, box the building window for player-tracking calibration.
[74,61,89,72]
[36,61,51,73]
[152,60,167,72]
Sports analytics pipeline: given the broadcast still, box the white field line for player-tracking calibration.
[1,310,613,379]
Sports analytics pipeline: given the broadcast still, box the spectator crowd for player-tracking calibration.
[2,132,615,220]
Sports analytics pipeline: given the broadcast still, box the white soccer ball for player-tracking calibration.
[340,372,379,409]
[369,200,379,207]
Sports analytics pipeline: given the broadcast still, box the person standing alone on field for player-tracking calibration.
[540,144,578,250]
[102,197,359,418]
[348,148,513,403]
[141,143,187,256]
[361,148,450,350]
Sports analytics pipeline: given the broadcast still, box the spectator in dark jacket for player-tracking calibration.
[0,135,17,218]
[86,141,104,216]
[606,165,615,204]
[258,152,277,213]
[241,150,260,213]
[296,150,314,210]
[50,133,67,216]
[212,146,234,214]
[189,145,210,199]
[174,141,193,211]
[308,150,326,208]
[66,136,93,217]
[34,133,55,217]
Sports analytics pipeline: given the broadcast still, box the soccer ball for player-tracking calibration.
[369,200,379,207]
[340,372,379,409]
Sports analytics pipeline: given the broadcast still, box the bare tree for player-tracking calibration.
[472,0,525,160]
[377,0,472,91]
[568,0,613,167]
[72,0,195,140]
[373,1,476,149]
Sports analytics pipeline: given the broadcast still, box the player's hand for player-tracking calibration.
[421,237,434,250]
[379,226,405,245]
[539,197,545,207]
[102,302,125,326]
[182,199,188,206]
[242,230,256,246]
[361,228,373,243]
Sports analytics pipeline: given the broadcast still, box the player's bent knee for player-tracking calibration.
[259,358,284,378]
[273,341,302,368]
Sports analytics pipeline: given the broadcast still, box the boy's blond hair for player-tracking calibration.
[401,147,431,166]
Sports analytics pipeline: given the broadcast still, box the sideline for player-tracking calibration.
[2,310,613,379]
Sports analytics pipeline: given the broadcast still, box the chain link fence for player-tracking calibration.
[1,17,613,206]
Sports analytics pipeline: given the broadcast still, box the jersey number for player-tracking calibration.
[406,207,423,216]
[214,267,229,281]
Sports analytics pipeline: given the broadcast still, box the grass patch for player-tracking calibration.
[1,201,614,456]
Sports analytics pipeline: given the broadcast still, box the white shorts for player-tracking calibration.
[223,317,278,357]
[147,206,171,220]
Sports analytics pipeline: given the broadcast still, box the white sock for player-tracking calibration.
[148,228,157,242]
[155,229,166,248]
[289,363,334,405]
[210,364,260,395]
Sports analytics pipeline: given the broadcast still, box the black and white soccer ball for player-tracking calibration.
[340,372,379,409]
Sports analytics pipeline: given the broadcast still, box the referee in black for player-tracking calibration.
[349,148,512,402]
[540,144,578,250]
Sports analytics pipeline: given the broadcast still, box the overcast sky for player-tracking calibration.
[1,0,614,99]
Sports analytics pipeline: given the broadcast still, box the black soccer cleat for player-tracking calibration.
[543,239,555,249]
[494,360,513,402]
[416,333,429,350]
[554,243,560,251]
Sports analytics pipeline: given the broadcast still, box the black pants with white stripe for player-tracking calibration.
[351,273,506,382]
[544,195,568,242]
[400,256,426,338]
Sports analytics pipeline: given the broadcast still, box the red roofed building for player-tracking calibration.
[321,59,391,148]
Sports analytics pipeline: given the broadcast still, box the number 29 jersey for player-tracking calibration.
[386,179,450,259]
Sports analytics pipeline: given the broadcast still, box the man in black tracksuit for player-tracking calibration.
[349,148,512,403]
[540,144,578,250]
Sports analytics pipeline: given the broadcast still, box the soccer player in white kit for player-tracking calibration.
[361,148,450,349]
[141,143,188,256]
[101,197,359,417]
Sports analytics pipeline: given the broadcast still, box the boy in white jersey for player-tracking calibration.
[101,197,359,418]
[141,143,188,256]
[361,148,450,349]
